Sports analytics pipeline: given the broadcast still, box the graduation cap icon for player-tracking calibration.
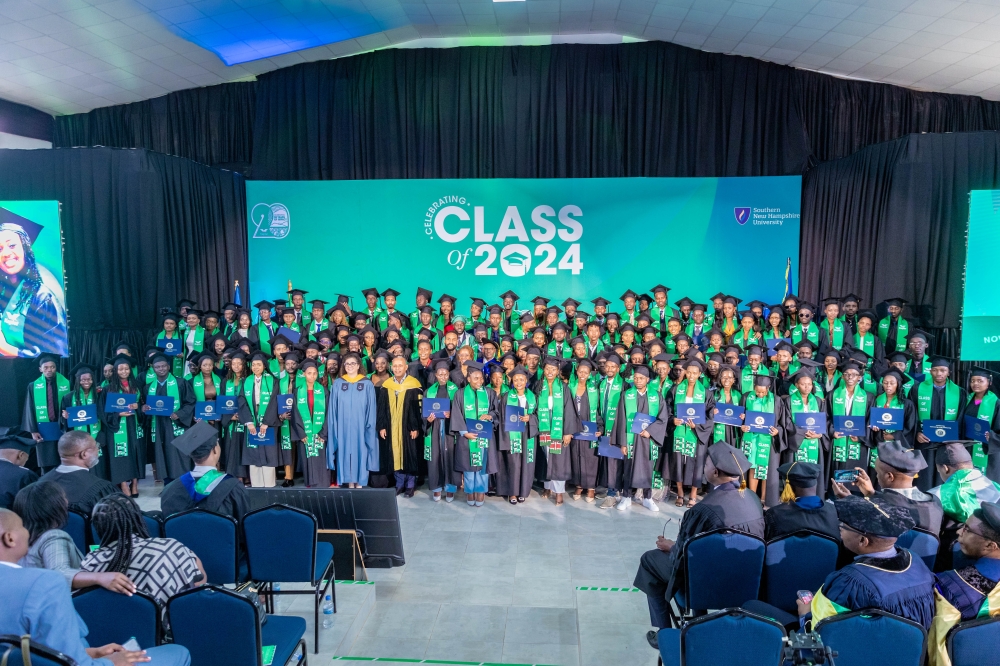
[0,207,45,244]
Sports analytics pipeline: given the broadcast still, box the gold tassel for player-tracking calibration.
[780,461,799,503]
[731,451,747,492]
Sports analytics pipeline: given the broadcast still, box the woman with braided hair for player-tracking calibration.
[80,494,204,612]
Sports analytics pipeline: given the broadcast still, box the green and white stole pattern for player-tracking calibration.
[256,321,275,354]
[791,321,819,345]
[224,378,244,435]
[878,316,907,345]
[733,328,761,348]
[822,318,845,349]
[742,392,775,478]
[71,390,101,455]
[740,364,768,394]
[148,375,184,442]
[649,376,673,402]
[853,332,875,357]
[242,374,274,447]
[870,394,904,467]
[570,375,600,448]
[33,373,70,425]
[789,391,821,463]
[505,390,538,460]
[831,386,868,462]
[713,389,741,443]
[462,385,490,467]
[546,340,572,359]
[297,382,326,457]
[600,374,624,436]
[424,382,458,461]
[917,380,960,423]
[623,388,660,460]
[538,379,565,450]
[0,282,31,347]
[650,305,670,330]
[967,392,997,471]
[672,379,704,459]
[191,373,217,401]
[155,330,185,376]
[279,374,296,449]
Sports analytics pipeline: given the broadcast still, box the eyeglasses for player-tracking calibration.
[959,523,990,539]
[838,522,866,536]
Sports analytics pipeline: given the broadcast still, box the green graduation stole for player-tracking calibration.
[789,391,821,463]
[279,374,296,450]
[256,321,274,354]
[650,305,670,330]
[742,392,775,478]
[649,376,673,401]
[423,381,457,461]
[242,374,274,447]
[570,375,600,448]
[297,381,326,457]
[790,321,819,345]
[703,311,716,327]
[538,379,565,448]
[853,332,875,357]
[224,378,245,435]
[672,379,704,459]
[623,388,660,460]
[733,328,761,348]
[148,375,184,442]
[600,374,624,436]
[938,468,1000,523]
[740,364,770,394]
[0,282,32,347]
[763,328,785,342]
[713,388,741,442]
[546,340,572,359]
[32,373,70,425]
[409,309,421,331]
[908,356,933,377]
[155,330,186,376]
[916,380,960,422]
[822,318,845,349]
[967,392,997,471]
[877,316,907,344]
[191,373,218,401]
[71,390,101,446]
[870,394,904,467]
[505,390,538,460]
[831,385,868,462]
[462,384,490,467]
[586,338,606,356]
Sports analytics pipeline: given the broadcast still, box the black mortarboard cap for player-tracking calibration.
[381,288,400,298]
[619,289,638,301]
[561,298,581,308]
[287,289,308,297]
[841,293,862,304]
[531,296,550,306]
[708,441,752,476]
[0,427,35,453]
[309,299,328,310]
[170,420,219,460]
[778,461,820,488]
[674,297,695,308]
[0,207,44,244]
[631,364,651,377]
[709,292,727,302]
[416,287,433,300]
[650,284,670,295]
[877,441,927,475]
[254,300,274,310]
[980,503,1000,535]
[591,297,610,307]
[883,297,908,307]
[604,352,623,366]
[834,495,915,538]
[821,297,841,308]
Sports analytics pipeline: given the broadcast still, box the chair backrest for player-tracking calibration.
[762,531,840,613]
[682,529,766,612]
[816,609,926,666]
[164,509,239,584]
[143,512,164,539]
[947,616,1000,666]
[62,509,88,554]
[243,503,318,583]
[0,635,74,666]
[167,585,260,666]
[897,529,939,570]
[679,608,786,666]
[73,586,160,649]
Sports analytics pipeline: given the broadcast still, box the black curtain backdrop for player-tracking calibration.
[0,148,246,424]
[0,97,53,142]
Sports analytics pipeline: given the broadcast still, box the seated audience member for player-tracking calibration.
[927,502,1000,666]
[930,442,1000,523]
[13,482,136,593]
[634,441,762,648]
[0,428,37,509]
[159,421,249,521]
[38,430,120,516]
[832,441,943,536]
[0,508,191,666]
[764,461,840,541]
[81,495,205,607]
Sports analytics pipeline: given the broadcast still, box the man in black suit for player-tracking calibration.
[0,429,37,509]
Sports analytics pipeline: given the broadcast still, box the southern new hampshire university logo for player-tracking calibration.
[734,207,751,225]
[251,203,290,239]
[76,409,86,419]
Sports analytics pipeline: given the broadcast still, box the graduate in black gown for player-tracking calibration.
[536,356,572,504]
[826,358,876,494]
[740,374,792,508]
[160,420,249,523]
[710,364,743,448]
[634,442,762,643]
[22,353,70,473]
[910,357,967,491]
[763,461,839,541]
[784,361,831,491]
[614,364,669,511]
[59,363,109,481]
[288,359,330,488]
[219,350,249,482]
[448,361,499,507]
[666,357,717,508]
[237,350,282,487]
[563,359,602,502]
[496,366,540,504]
[98,354,145,495]
[142,352,195,485]
[958,366,1000,482]
[868,368,917,462]
[424,360,461,502]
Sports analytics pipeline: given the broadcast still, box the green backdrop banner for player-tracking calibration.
[963,191,1000,360]
[248,177,801,311]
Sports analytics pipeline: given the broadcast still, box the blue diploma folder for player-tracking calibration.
[248,428,275,446]
[465,418,492,439]
[195,401,217,420]
[104,393,136,413]
[577,421,598,441]
[794,412,827,432]
[67,404,97,427]
[276,326,301,345]
[923,419,958,442]
[675,402,706,424]
[216,396,239,415]
[37,421,62,441]
[277,393,295,415]
[714,404,744,427]
[746,411,776,434]
[766,337,790,357]
[505,406,525,433]
[870,408,903,430]
[631,413,655,435]
[965,416,990,443]
[834,415,867,437]
[145,396,175,417]
[423,396,451,418]
[597,436,623,459]
[156,337,182,356]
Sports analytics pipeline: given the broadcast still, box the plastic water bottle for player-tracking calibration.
[321,595,334,628]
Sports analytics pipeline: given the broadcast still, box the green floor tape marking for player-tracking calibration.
[331,658,559,666]
[333,579,376,585]
[575,586,640,592]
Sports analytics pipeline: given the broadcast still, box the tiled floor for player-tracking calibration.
[137,475,685,665]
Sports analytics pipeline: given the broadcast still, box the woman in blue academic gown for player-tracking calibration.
[326,352,378,487]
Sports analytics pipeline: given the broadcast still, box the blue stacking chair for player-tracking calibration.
[657,608,786,666]
[243,504,334,654]
[816,609,926,666]
[143,511,164,538]
[761,530,840,614]
[0,635,75,666]
[948,616,1000,665]
[63,509,88,554]
[671,529,765,625]
[897,528,940,570]
[164,509,241,585]
[168,585,307,666]
[73,586,160,648]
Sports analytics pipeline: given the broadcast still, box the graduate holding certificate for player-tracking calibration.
[785,361,831,493]
[98,354,144,496]
[666,357,716,508]
[142,352,195,485]
[613,364,669,512]
[740,373,791,507]
[868,369,916,463]
[958,367,1000,482]
[496,366,539,504]
[563,359,602,502]
[237,350,281,487]
[59,363,108,481]
[424,360,460,502]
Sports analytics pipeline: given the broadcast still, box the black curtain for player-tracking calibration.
[0,97,52,142]
[0,148,246,424]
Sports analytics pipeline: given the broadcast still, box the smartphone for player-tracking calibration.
[122,638,141,652]
[833,469,858,483]
[796,590,814,604]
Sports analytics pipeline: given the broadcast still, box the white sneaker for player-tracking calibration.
[616,496,631,511]
[642,498,660,512]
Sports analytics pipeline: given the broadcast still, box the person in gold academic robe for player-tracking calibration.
[377,355,424,497]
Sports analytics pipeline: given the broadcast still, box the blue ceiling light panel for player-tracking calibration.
[153,0,394,65]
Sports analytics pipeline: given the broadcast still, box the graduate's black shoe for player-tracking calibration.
[395,486,406,496]
[646,630,659,649]
[404,488,415,498]
[281,479,294,488]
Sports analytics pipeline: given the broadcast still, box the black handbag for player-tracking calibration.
[234,582,268,626]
